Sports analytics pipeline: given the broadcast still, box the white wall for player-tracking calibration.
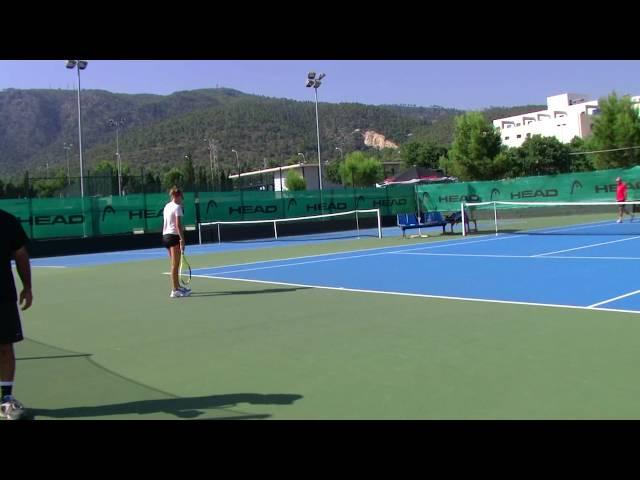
[493,93,602,148]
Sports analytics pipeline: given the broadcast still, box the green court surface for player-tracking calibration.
[15,236,640,419]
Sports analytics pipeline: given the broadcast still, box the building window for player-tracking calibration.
[526,133,531,138]
[516,123,521,126]
[505,136,510,140]
[516,134,522,139]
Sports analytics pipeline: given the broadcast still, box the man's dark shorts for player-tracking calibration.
[0,302,23,344]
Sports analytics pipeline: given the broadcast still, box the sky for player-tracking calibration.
[0,60,639,110]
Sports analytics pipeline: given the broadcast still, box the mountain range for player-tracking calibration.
[0,87,544,179]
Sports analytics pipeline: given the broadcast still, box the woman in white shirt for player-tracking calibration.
[162,186,190,298]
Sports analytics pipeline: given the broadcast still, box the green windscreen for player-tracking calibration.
[6,166,637,241]
[417,166,640,213]
[0,193,196,239]
[198,185,416,223]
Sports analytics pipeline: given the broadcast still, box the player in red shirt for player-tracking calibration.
[616,177,634,223]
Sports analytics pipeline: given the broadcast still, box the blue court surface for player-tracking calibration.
[29,226,399,268]
[188,225,640,315]
[30,221,640,314]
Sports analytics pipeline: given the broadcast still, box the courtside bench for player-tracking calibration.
[397,212,447,237]
[397,211,478,237]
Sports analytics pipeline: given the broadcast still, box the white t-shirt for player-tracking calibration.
[162,201,183,235]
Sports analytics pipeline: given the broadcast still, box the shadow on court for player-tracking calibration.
[30,393,303,420]
[188,287,310,297]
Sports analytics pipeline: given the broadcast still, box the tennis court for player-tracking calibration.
[192,218,640,313]
[16,216,640,419]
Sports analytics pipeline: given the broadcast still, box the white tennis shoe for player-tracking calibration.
[170,289,188,298]
[0,397,26,420]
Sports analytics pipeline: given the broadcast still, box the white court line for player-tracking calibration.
[532,236,640,257]
[192,226,634,276]
[544,255,640,260]
[197,233,540,276]
[190,234,506,273]
[200,250,405,275]
[105,251,166,256]
[31,265,68,268]
[191,273,640,315]
[392,252,640,261]
[392,252,534,259]
[188,218,633,276]
[588,289,640,308]
[495,218,614,235]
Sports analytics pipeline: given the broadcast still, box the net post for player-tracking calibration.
[217,223,221,244]
[377,208,382,238]
[274,220,278,240]
[461,202,466,236]
[356,209,360,239]
[198,223,202,245]
[493,201,498,236]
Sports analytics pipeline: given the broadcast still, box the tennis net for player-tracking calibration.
[460,200,640,236]
[198,208,382,244]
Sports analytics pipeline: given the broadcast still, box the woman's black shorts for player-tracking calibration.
[162,234,181,249]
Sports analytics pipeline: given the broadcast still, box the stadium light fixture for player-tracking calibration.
[66,60,89,198]
[108,118,125,196]
[305,71,326,191]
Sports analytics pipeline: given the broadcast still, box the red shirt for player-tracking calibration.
[616,182,627,202]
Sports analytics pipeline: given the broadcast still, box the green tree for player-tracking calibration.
[492,148,522,179]
[492,137,574,179]
[590,92,640,169]
[143,171,158,192]
[21,171,32,198]
[446,112,502,180]
[182,154,196,190]
[120,164,141,194]
[285,170,306,191]
[517,135,572,176]
[568,136,595,172]
[400,140,447,169]
[196,165,208,191]
[4,181,17,199]
[219,169,229,191]
[338,151,384,187]
[325,160,342,184]
[163,168,184,190]
[33,177,66,198]
[93,160,116,176]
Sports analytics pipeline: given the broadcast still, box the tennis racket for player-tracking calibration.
[179,253,192,290]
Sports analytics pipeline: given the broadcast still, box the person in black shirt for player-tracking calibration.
[0,209,32,420]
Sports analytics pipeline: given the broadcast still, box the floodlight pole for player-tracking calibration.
[66,60,88,198]
[108,119,124,196]
[314,87,322,192]
[306,71,326,192]
[64,143,73,185]
[232,149,240,190]
[76,66,85,197]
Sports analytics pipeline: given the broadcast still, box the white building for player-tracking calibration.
[493,93,640,148]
